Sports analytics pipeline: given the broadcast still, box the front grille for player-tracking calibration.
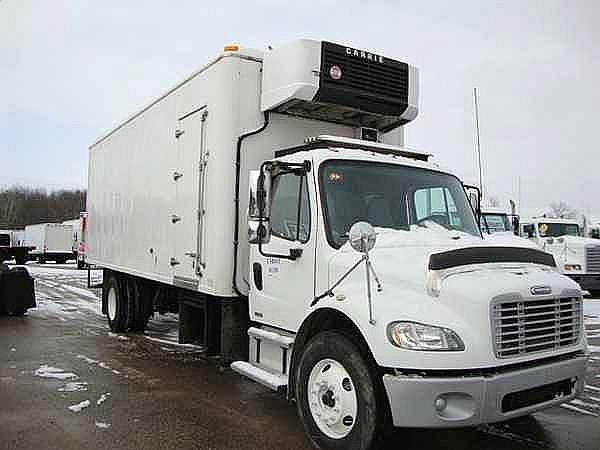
[320,43,409,102]
[0,233,10,246]
[502,378,574,413]
[585,245,600,273]
[492,296,582,358]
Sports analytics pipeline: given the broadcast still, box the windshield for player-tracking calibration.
[481,213,511,233]
[320,160,480,248]
[538,222,580,237]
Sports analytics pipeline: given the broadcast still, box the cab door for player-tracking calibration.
[249,167,316,332]
[172,108,208,287]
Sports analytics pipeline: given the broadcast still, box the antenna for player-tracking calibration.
[473,87,484,196]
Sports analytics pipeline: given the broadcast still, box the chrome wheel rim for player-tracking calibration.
[307,358,357,439]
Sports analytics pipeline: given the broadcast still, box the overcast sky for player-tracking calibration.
[1,0,598,217]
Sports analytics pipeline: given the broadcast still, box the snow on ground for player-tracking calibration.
[58,382,88,392]
[96,393,110,405]
[34,365,78,380]
[68,399,91,412]
[560,299,600,417]
[95,421,111,429]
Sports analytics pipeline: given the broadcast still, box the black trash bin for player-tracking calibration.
[0,264,36,316]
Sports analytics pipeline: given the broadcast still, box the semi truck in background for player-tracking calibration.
[0,230,33,265]
[88,40,587,450]
[25,223,75,264]
[520,216,600,294]
[63,213,88,269]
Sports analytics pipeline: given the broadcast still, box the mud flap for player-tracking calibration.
[0,265,36,314]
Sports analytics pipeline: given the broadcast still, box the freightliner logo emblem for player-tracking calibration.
[530,285,552,296]
[345,47,384,63]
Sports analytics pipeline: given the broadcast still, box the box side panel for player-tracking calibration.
[87,56,247,291]
[88,87,178,285]
[25,225,45,255]
[45,225,74,253]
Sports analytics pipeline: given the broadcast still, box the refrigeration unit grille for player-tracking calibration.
[320,44,409,101]
[0,233,10,246]
[585,245,600,273]
[492,296,582,358]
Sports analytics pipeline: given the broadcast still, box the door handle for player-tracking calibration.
[173,171,183,181]
[184,251,197,258]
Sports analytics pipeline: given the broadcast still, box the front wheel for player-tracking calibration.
[295,331,387,450]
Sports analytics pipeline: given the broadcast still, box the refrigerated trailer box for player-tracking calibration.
[88,40,587,450]
[25,223,75,264]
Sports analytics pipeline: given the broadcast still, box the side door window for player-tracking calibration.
[270,173,310,243]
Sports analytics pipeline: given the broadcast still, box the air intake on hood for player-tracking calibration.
[428,247,556,271]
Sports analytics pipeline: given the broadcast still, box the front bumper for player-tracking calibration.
[565,273,600,291]
[382,354,587,428]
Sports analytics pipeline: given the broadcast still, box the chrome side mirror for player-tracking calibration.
[349,222,377,253]
[248,169,271,244]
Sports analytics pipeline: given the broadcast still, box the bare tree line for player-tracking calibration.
[0,186,86,229]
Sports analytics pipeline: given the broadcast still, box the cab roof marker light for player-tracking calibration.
[223,44,240,52]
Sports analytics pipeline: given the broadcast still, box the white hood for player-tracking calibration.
[323,224,583,369]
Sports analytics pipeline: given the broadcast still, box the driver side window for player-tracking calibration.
[413,187,462,228]
[270,173,310,243]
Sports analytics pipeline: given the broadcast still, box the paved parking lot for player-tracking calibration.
[1,263,599,450]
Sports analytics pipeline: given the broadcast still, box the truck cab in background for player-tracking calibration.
[520,217,600,294]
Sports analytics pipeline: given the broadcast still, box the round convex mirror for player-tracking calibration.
[348,222,377,253]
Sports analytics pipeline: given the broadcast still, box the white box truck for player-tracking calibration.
[25,223,75,264]
[520,217,600,294]
[88,40,587,450]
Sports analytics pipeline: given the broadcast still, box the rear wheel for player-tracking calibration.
[104,275,128,332]
[125,278,151,332]
[295,331,387,450]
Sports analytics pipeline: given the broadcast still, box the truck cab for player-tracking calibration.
[480,207,515,234]
[233,136,587,447]
[520,217,600,293]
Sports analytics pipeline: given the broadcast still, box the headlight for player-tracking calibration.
[564,264,582,271]
[387,321,465,351]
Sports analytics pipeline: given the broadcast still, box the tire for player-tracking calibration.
[125,278,151,332]
[295,331,388,450]
[104,275,128,332]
